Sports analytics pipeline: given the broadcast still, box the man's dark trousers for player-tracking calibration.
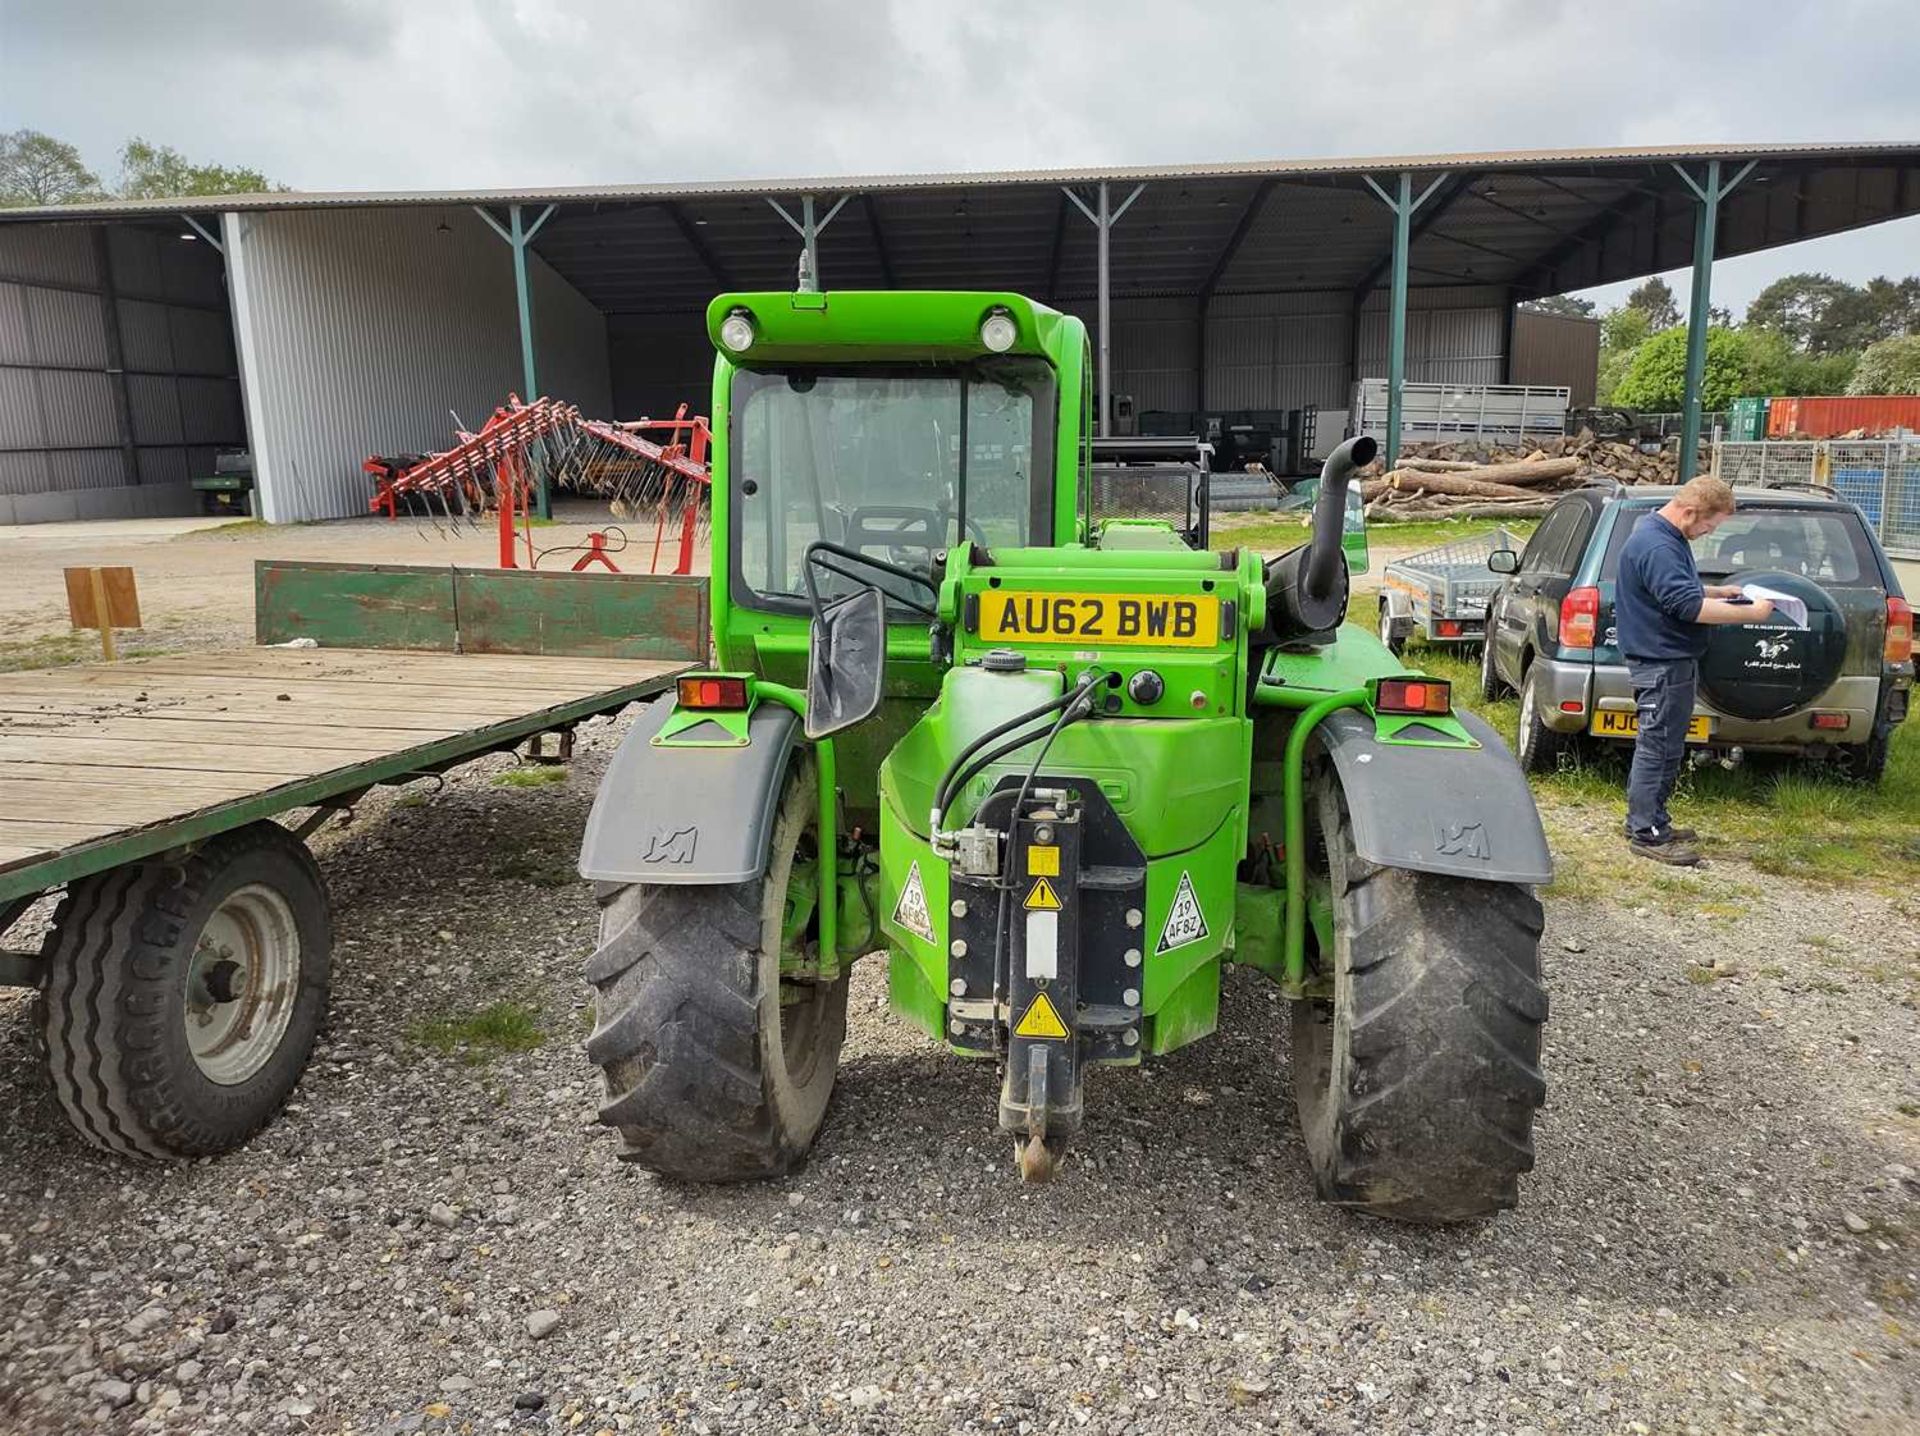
[1625,656,1697,840]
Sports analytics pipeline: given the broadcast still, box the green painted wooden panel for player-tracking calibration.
[254,560,709,661]
[255,561,458,651]
[455,569,708,661]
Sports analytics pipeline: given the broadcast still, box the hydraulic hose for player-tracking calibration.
[935,675,1102,830]
[931,674,1098,826]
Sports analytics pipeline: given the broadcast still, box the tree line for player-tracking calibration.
[0,128,280,206]
[1526,273,1920,406]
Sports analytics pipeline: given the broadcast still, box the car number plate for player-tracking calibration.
[1590,710,1712,743]
[978,591,1220,647]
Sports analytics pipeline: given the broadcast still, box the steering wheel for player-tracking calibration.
[802,539,939,620]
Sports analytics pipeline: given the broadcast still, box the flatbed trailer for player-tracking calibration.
[0,559,704,1160]
[1376,526,1519,655]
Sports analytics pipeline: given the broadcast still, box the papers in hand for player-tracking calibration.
[1740,583,1808,629]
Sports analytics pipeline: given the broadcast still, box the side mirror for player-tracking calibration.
[1487,549,1520,575]
[805,587,888,740]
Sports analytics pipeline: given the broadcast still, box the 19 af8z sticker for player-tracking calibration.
[979,591,1221,648]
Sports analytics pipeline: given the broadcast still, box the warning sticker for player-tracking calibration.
[1014,990,1069,1040]
[1023,876,1062,911]
[1155,870,1210,954]
[1027,845,1060,877]
[891,859,936,943]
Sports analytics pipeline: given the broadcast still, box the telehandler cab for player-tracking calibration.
[580,291,1551,1221]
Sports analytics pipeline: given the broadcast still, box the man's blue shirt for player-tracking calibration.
[1616,512,1706,661]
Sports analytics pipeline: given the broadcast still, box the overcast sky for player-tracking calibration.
[3,0,1916,317]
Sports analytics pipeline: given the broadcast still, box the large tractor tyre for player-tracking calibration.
[585,754,849,1182]
[1515,664,1573,775]
[1292,766,1548,1223]
[40,822,331,1160]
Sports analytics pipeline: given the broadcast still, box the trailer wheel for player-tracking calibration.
[39,822,330,1159]
[1377,602,1406,656]
[585,753,849,1181]
[1292,765,1547,1223]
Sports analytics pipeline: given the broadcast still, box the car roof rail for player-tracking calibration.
[1576,476,1625,495]
[1758,479,1837,495]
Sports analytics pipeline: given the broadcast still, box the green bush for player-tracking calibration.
[1847,334,1920,395]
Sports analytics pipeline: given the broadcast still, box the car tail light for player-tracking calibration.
[1436,619,1462,638]
[677,675,751,710]
[1887,596,1913,664]
[1560,586,1600,650]
[1559,699,1584,713]
[1809,711,1849,731]
[1377,678,1452,715]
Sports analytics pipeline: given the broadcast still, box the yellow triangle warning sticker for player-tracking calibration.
[1023,876,1062,911]
[1014,990,1070,1040]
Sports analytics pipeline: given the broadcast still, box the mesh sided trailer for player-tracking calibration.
[1377,528,1521,652]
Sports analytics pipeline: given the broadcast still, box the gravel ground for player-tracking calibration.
[1,704,1916,1436]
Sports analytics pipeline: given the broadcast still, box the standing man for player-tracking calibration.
[1614,476,1772,865]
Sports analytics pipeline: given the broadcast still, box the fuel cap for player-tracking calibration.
[982,648,1028,673]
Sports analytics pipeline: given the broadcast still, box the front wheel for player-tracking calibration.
[1378,603,1405,656]
[585,753,849,1181]
[1292,766,1547,1222]
[39,822,331,1159]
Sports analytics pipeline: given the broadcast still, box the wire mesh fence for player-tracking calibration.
[1714,439,1920,556]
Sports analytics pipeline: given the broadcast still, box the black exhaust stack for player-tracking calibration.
[1262,435,1376,640]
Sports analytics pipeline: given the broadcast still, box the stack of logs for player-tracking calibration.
[1358,431,1688,522]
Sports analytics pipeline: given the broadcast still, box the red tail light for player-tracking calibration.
[1887,596,1913,664]
[1377,677,1453,715]
[1435,619,1463,638]
[1560,586,1600,650]
[677,675,751,710]
[1809,711,1850,731]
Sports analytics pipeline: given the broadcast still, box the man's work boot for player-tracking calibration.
[1628,835,1702,866]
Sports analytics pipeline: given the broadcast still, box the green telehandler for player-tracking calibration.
[579,290,1551,1221]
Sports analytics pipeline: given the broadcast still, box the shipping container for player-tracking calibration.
[1729,396,1770,441]
[1766,394,1920,439]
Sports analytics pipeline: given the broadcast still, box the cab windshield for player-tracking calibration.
[731,359,1056,612]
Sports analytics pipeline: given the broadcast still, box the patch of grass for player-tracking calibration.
[392,793,429,810]
[0,631,101,672]
[177,518,273,539]
[1684,966,1719,986]
[409,1002,544,1063]
[1215,514,1537,560]
[493,765,568,788]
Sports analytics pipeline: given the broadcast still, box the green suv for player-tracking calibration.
[1480,483,1913,783]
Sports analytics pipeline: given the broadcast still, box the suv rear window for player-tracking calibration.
[1600,504,1875,585]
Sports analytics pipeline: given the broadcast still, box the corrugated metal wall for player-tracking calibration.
[0,222,242,523]
[227,207,609,523]
[1510,308,1600,407]
[608,312,714,420]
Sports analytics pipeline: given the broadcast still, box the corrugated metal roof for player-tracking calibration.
[2,142,1914,308]
[1,141,1913,221]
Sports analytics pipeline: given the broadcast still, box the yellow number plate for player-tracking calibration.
[978,591,1220,647]
[1590,710,1712,743]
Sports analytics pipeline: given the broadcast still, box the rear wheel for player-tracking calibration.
[1515,664,1572,775]
[1833,720,1891,785]
[1292,766,1547,1222]
[585,754,849,1181]
[39,822,330,1159]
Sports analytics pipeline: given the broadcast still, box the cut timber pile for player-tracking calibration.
[1356,430,1689,522]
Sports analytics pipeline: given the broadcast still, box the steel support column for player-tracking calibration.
[474,202,558,516]
[1672,159,1756,481]
[1362,172,1450,472]
[768,194,851,292]
[1064,181,1144,436]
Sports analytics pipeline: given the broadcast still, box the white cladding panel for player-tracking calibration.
[228,206,609,523]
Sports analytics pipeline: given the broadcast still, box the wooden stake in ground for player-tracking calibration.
[64,566,140,662]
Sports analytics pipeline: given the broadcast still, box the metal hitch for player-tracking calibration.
[945,780,1148,1180]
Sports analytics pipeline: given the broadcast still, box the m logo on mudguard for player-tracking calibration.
[642,825,698,864]
[1433,821,1490,860]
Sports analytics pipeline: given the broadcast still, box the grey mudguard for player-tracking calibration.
[578,698,800,886]
[1316,707,1553,885]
